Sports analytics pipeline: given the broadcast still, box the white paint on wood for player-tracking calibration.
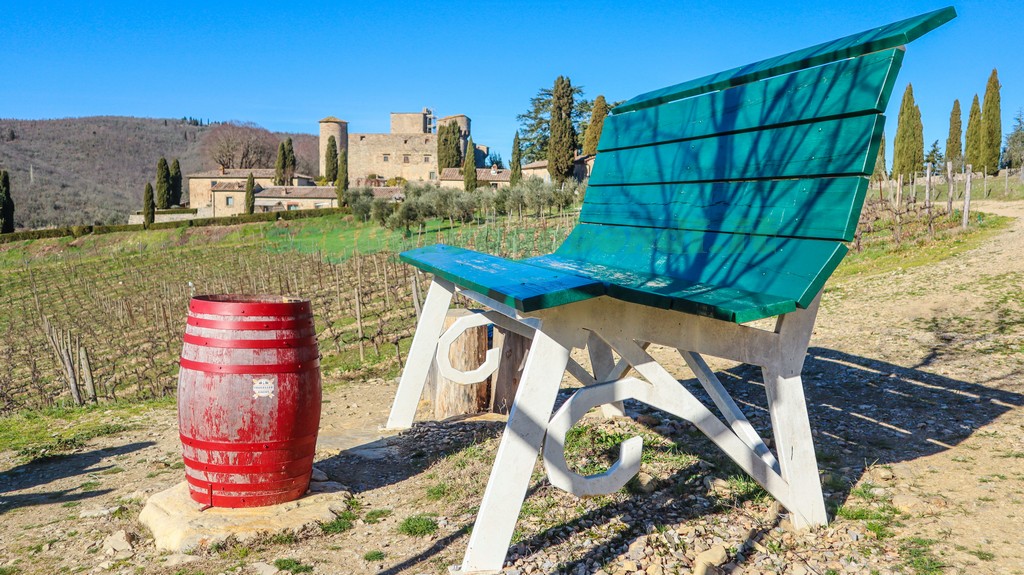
[384,279,455,430]
[435,313,501,385]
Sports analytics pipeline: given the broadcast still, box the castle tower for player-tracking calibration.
[319,117,348,178]
[438,114,471,156]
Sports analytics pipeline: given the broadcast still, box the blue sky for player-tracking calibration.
[1,1,1021,167]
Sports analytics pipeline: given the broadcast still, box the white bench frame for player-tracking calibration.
[386,277,826,574]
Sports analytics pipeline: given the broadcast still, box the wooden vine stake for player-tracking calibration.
[946,161,954,214]
[963,165,973,229]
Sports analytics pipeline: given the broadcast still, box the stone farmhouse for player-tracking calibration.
[438,166,511,189]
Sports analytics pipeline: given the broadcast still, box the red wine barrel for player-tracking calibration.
[177,295,321,508]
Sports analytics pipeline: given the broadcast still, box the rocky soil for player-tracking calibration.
[1,201,1022,575]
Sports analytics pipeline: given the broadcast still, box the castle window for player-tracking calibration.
[403,155,410,163]
[425,138,430,144]
[225,196,234,206]
[360,135,365,141]
[383,154,389,162]
[424,155,431,163]
[429,171,436,180]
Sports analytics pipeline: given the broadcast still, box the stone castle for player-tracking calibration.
[320,108,485,185]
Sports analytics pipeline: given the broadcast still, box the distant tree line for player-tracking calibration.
[889,68,1009,178]
[0,169,15,233]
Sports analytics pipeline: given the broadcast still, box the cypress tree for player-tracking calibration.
[946,99,963,171]
[437,123,462,172]
[892,84,923,180]
[155,157,170,209]
[582,95,609,155]
[337,147,348,196]
[143,182,155,228]
[511,131,523,187]
[169,158,182,206]
[871,131,887,186]
[981,69,1002,174]
[285,137,296,182]
[324,135,339,183]
[0,170,14,233]
[965,94,982,172]
[548,76,577,184]
[245,173,255,214]
[274,141,287,185]
[463,137,478,191]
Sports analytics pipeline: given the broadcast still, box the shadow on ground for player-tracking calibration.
[318,346,1022,573]
[0,441,154,515]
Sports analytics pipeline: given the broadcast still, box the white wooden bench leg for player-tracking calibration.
[762,367,827,527]
[587,331,626,418]
[385,279,455,430]
[456,329,571,574]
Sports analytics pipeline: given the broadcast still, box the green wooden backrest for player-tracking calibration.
[547,7,955,320]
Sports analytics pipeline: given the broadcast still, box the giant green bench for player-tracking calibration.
[385,8,955,573]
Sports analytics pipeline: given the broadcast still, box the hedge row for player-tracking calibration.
[0,208,346,244]
[132,208,198,215]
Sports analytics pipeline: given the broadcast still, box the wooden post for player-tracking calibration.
[424,309,490,419]
[490,327,530,415]
[925,163,933,237]
[984,168,988,198]
[963,164,972,229]
[946,162,954,214]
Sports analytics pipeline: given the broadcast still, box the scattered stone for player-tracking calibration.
[80,506,124,519]
[310,467,329,482]
[636,414,661,427]
[635,472,659,494]
[891,494,925,513]
[102,530,134,554]
[250,562,280,575]
[162,554,199,567]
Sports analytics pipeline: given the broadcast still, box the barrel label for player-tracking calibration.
[252,376,276,398]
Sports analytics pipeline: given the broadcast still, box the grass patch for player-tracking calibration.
[273,558,313,573]
[321,511,358,534]
[967,549,995,561]
[426,482,451,501]
[363,550,386,561]
[364,509,392,524]
[268,532,297,545]
[833,211,1010,281]
[398,514,438,537]
[900,538,944,575]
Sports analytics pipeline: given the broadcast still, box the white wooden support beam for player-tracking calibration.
[435,313,502,384]
[762,367,828,527]
[456,329,571,574]
[588,332,627,417]
[679,350,780,473]
[384,279,455,430]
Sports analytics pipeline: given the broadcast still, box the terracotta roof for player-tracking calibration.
[210,181,247,191]
[188,169,314,179]
[520,156,592,170]
[438,167,512,182]
[371,187,405,201]
[255,186,337,200]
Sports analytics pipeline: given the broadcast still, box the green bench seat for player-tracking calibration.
[401,7,956,325]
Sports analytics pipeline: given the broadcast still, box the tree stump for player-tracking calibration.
[490,327,531,415]
[425,309,491,419]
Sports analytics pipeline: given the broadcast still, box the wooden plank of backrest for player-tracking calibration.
[553,223,847,310]
[579,177,869,242]
[589,114,884,186]
[600,49,903,152]
[614,6,955,115]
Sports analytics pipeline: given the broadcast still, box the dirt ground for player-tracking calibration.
[1,201,1022,575]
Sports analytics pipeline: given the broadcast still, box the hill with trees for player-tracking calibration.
[0,117,317,229]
